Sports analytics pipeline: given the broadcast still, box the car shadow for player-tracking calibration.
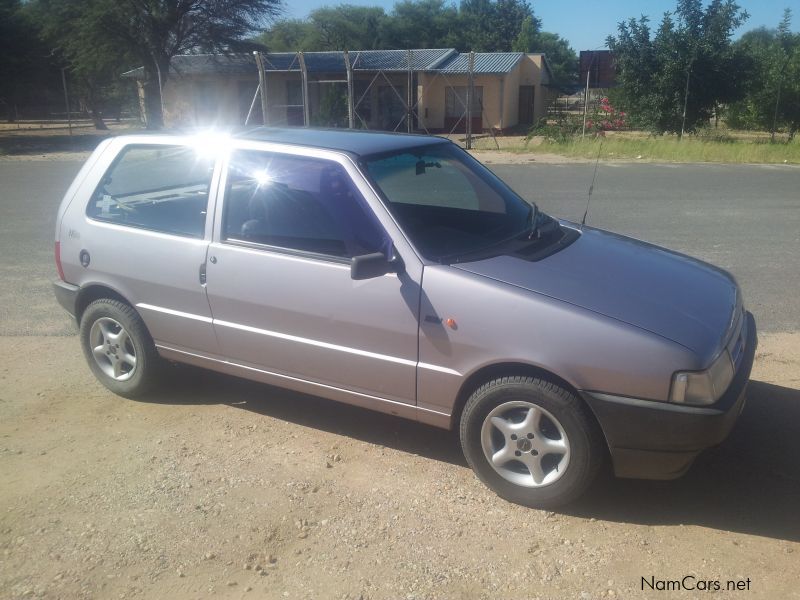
[567,380,800,542]
[143,370,800,541]
[144,364,466,467]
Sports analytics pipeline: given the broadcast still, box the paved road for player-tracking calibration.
[497,161,800,333]
[1,159,798,335]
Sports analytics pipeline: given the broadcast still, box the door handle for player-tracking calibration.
[199,263,207,285]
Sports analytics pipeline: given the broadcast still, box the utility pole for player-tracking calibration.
[244,83,261,126]
[680,61,692,139]
[466,51,474,149]
[60,67,72,137]
[344,50,355,129]
[406,49,413,133]
[581,65,590,139]
[771,69,784,142]
[253,51,269,125]
[298,52,310,127]
[151,53,166,127]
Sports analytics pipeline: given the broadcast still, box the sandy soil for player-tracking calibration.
[1,333,799,600]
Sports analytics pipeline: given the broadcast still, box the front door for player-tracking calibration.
[519,85,535,125]
[205,147,420,406]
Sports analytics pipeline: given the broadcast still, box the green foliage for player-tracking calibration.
[514,136,800,165]
[512,16,538,52]
[306,5,388,50]
[259,19,312,51]
[312,85,349,127]
[458,0,537,52]
[528,32,578,86]
[32,0,283,128]
[0,0,38,85]
[512,21,577,85]
[607,0,749,135]
[260,0,578,84]
[0,0,58,119]
[531,96,626,142]
[726,10,800,138]
[381,0,461,49]
[529,113,582,143]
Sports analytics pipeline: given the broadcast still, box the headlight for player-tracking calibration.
[670,351,735,405]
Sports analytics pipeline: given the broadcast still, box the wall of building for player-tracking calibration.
[155,56,557,132]
[160,71,415,130]
[417,56,555,132]
[519,54,558,125]
[160,75,258,127]
[417,73,508,131]
[502,64,522,130]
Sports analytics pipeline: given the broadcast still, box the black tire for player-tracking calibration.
[79,298,161,398]
[460,376,604,509]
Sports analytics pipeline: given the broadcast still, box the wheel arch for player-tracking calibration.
[450,362,608,451]
[75,284,134,323]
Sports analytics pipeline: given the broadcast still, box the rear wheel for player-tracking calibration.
[460,376,603,508]
[79,299,161,398]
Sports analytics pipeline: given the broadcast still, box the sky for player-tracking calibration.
[280,0,796,51]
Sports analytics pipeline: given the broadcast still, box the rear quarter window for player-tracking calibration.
[86,145,215,238]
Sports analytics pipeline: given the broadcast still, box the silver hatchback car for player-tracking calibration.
[53,128,756,508]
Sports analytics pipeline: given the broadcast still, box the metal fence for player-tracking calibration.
[247,50,498,149]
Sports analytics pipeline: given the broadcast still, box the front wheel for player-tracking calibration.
[79,299,161,398]
[460,376,604,509]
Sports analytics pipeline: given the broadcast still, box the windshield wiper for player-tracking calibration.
[523,203,539,239]
[436,202,540,264]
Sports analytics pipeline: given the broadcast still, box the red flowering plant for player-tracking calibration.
[587,97,627,133]
[529,96,629,143]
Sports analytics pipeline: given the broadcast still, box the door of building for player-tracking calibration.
[519,85,535,125]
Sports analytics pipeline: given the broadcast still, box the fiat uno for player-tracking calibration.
[53,129,756,507]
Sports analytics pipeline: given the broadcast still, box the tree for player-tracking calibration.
[259,19,315,51]
[381,0,460,49]
[512,15,538,52]
[305,5,388,50]
[35,0,283,129]
[0,0,56,122]
[513,20,577,85]
[607,0,749,134]
[34,0,134,129]
[459,0,537,52]
[727,10,800,138]
[258,0,578,83]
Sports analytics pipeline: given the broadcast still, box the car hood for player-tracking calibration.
[453,224,738,359]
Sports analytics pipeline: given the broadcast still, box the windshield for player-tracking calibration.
[361,143,535,262]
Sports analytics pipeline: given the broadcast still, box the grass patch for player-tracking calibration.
[517,136,800,164]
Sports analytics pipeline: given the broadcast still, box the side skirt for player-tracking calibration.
[155,343,452,429]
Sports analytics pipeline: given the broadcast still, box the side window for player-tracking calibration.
[87,145,214,238]
[222,150,387,259]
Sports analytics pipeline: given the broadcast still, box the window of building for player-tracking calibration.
[445,86,483,118]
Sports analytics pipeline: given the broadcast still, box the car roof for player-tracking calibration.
[236,127,449,157]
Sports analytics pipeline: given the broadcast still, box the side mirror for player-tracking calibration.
[350,252,400,280]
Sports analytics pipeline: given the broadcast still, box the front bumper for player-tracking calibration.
[582,311,757,480]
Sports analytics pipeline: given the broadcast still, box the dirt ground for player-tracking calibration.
[1,135,799,598]
[1,331,799,600]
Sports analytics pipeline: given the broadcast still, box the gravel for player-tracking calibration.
[1,336,799,599]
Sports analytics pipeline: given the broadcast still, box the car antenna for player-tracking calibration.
[580,139,603,229]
